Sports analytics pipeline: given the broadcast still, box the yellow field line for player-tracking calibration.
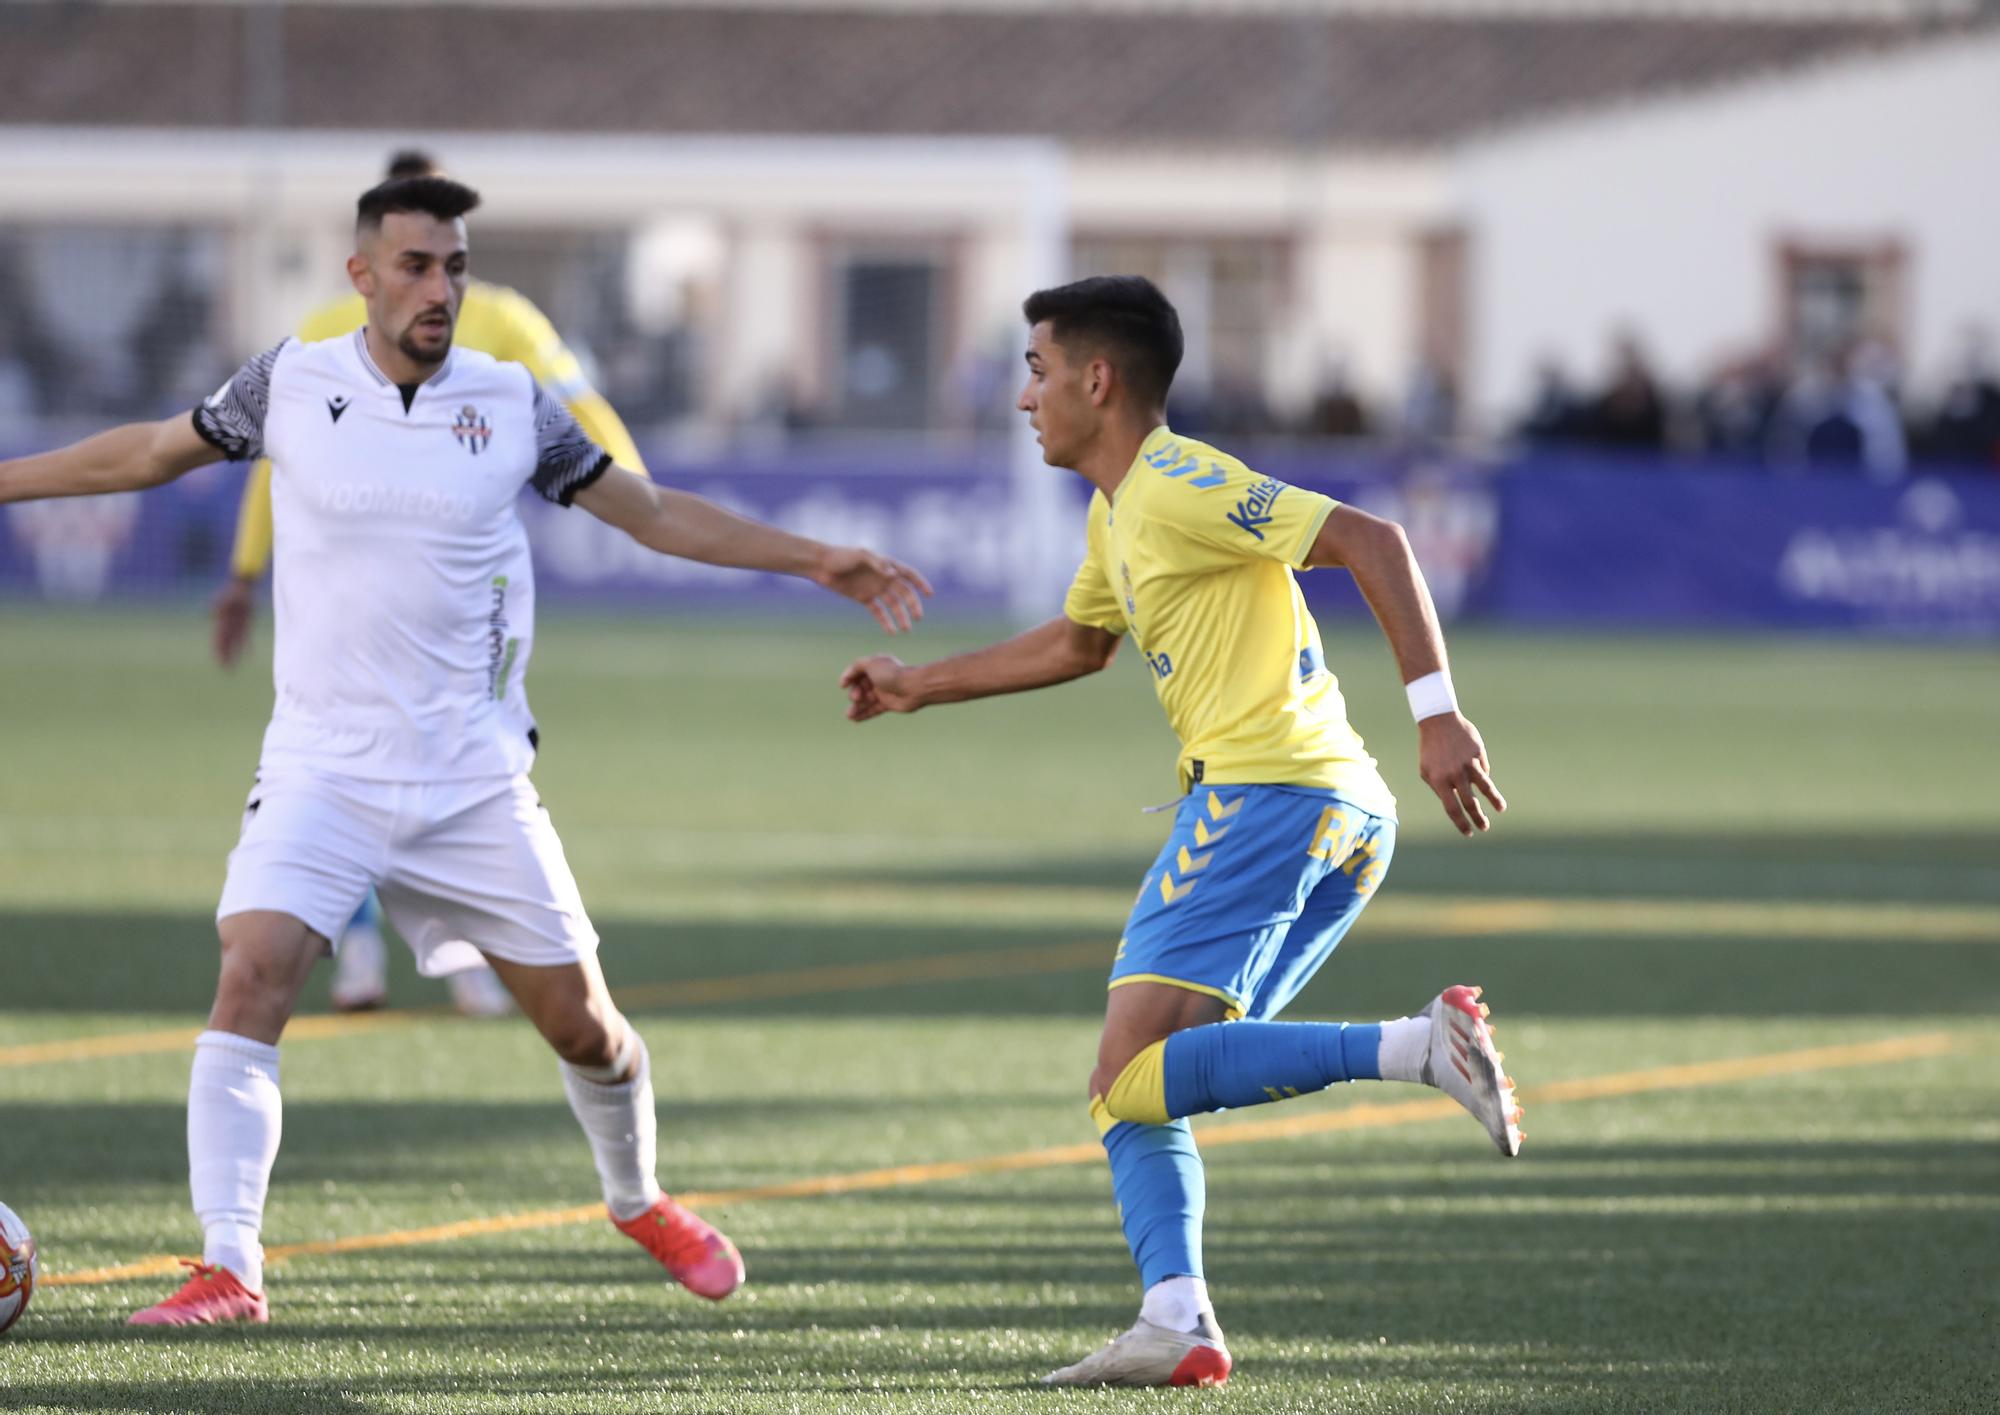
[1367,896,2000,944]
[42,1030,1958,1288]
[1523,1032,1959,1103]
[610,942,1106,1011]
[0,1012,413,1068]
[596,888,1999,944]
[10,886,1994,1070]
[0,944,1109,1070]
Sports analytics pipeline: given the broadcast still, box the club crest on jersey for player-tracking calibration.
[452,405,493,456]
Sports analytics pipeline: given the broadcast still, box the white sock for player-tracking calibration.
[560,1028,663,1223]
[187,1030,282,1293]
[1139,1275,1213,1334]
[342,924,386,972]
[1376,1014,1432,1084]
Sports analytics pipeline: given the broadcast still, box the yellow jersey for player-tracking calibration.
[1063,426,1395,813]
[228,281,648,577]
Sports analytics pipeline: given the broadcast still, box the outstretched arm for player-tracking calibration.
[572,463,931,634]
[1307,504,1506,836]
[0,412,220,505]
[841,615,1121,722]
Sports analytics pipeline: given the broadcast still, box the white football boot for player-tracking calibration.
[446,964,514,1018]
[328,923,389,1012]
[1419,984,1524,1156]
[1041,1314,1232,1388]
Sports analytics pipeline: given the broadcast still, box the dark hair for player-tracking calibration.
[384,148,443,180]
[1023,275,1183,408]
[356,175,481,233]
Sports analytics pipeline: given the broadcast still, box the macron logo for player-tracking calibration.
[327,396,351,424]
[1227,477,1286,541]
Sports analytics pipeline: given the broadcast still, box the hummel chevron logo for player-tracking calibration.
[1159,456,1232,490]
[1159,873,1197,906]
[1194,818,1230,847]
[327,396,351,424]
[1226,477,1285,540]
[1147,439,1234,492]
[1206,793,1243,822]
[1176,845,1214,875]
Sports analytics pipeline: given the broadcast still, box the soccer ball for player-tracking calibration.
[0,1203,37,1333]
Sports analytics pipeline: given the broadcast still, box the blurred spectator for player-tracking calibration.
[0,237,74,417]
[1924,328,2000,470]
[0,351,32,429]
[945,334,1020,434]
[1209,379,1276,438]
[1768,342,1907,478]
[1397,357,1457,447]
[125,237,217,415]
[1584,333,1667,451]
[1515,355,1584,446]
[1693,347,1784,463]
[1305,358,1371,439]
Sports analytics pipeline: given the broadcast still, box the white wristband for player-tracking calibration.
[1405,670,1458,723]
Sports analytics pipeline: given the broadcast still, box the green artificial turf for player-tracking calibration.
[1,609,1995,1413]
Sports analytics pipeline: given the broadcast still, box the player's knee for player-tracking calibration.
[547,1016,614,1069]
[215,948,283,1002]
[548,1007,631,1076]
[210,932,317,1043]
[214,917,318,1004]
[1089,1032,1149,1100]
[1095,1039,1173,1126]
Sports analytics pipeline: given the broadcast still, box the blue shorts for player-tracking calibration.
[1109,785,1396,1022]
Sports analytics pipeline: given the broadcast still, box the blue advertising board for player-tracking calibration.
[0,441,1084,617]
[1487,463,2000,635]
[3,435,1996,637]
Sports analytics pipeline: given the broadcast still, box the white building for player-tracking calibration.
[0,0,1991,439]
[1456,24,2000,426]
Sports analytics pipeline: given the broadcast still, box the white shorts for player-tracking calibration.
[216,770,599,976]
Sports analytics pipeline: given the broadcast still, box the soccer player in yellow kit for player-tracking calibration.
[210,151,652,1018]
[841,276,1520,1388]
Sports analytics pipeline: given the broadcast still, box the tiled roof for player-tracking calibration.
[0,3,1974,148]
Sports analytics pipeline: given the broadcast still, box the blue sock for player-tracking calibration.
[1162,1021,1382,1119]
[350,890,381,933]
[1102,1117,1205,1289]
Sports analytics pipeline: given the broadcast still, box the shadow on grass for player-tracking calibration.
[7,1136,1992,1411]
[9,1124,1994,1415]
[4,906,1996,1022]
[0,1379,380,1415]
[0,1089,1097,1193]
[0,1363,1984,1415]
[828,828,2000,906]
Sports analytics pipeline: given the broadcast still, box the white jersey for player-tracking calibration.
[195,331,610,781]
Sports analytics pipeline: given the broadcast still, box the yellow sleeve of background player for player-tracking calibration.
[295,293,368,345]
[564,389,648,478]
[481,285,650,478]
[229,458,276,580]
[227,295,366,580]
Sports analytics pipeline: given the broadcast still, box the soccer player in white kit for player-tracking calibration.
[0,175,932,1326]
